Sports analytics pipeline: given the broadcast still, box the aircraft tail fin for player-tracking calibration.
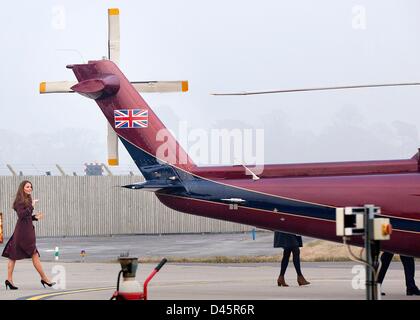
[67,60,196,180]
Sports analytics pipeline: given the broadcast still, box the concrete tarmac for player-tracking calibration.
[0,233,418,300]
[29,232,287,262]
[0,261,418,300]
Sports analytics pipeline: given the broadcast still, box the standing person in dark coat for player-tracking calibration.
[2,180,55,290]
[377,251,420,296]
[274,231,310,286]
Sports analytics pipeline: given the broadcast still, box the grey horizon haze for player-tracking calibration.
[1,0,420,175]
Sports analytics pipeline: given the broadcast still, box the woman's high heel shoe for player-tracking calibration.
[297,275,310,286]
[5,280,18,290]
[277,276,289,287]
[41,279,56,288]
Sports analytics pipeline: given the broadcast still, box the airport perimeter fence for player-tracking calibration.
[0,176,253,237]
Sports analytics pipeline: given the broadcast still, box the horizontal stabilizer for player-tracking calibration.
[122,181,186,192]
[70,74,120,100]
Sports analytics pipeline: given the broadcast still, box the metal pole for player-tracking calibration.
[364,205,378,300]
[364,206,371,300]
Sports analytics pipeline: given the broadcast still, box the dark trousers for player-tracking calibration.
[280,247,302,276]
[377,252,417,289]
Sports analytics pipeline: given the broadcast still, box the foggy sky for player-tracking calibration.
[1,0,420,175]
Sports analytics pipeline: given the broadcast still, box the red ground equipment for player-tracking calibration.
[111,257,167,300]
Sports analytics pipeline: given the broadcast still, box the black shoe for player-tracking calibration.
[41,279,56,288]
[5,280,18,290]
[407,286,420,296]
[381,292,386,296]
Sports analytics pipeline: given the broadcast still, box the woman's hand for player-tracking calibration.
[34,212,44,220]
[32,199,39,207]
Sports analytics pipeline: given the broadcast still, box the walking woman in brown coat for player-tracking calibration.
[2,180,55,290]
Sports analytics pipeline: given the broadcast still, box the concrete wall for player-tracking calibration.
[0,176,252,237]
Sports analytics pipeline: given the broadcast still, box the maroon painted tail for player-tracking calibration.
[68,60,196,175]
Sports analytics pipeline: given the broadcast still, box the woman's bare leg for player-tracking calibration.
[7,259,16,283]
[32,253,50,282]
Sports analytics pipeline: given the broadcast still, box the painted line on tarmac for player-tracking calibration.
[18,286,115,300]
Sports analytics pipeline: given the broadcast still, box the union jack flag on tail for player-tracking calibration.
[114,109,148,128]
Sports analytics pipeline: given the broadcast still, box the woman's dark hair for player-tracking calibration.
[13,180,33,210]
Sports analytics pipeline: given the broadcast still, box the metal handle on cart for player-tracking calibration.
[155,258,167,271]
[143,258,168,300]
